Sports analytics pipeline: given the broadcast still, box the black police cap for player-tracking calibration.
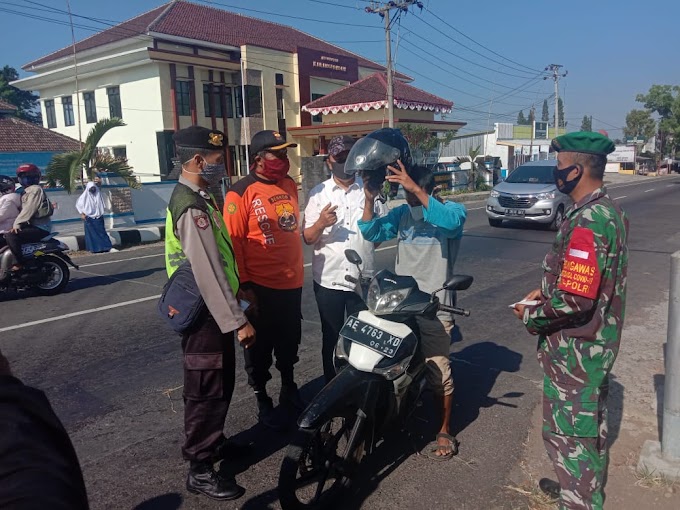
[173,125,225,151]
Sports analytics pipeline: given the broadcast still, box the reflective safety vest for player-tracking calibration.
[165,183,239,295]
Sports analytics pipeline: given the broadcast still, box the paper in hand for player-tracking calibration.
[508,300,541,309]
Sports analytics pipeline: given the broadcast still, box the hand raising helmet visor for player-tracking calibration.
[344,128,412,175]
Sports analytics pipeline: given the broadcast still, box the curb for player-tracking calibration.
[444,191,491,204]
[56,226,166,252]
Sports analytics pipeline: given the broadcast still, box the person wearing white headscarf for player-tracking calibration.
[76,176,115,253]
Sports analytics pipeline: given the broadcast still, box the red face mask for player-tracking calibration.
[258,155,290,181]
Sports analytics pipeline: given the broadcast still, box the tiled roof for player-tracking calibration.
[0,116,81,152]
[302,72,453,115]
[0,99,18,111]
[24,1,387,73]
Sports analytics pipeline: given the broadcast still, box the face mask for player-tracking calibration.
[553,164,581,195]
[258,156,290,181]
[329,161,352,181]
[88,186,97,194]
[201,161,227,185]
[409,205,424,221]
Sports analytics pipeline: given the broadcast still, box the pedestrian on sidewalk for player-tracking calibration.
[513,131,628,510]
[354,128,467,460]
[165,126,256,501]
[222,130,305,430]
[303,135,386,383]
[75,175,116,253]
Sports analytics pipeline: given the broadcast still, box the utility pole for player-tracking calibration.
[529,105,535,161]
[365,1,423,128]
[544,64,567,136]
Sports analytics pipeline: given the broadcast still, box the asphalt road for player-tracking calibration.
[1,175,679,510]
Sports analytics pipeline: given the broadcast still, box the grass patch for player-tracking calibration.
[634,466,678,489]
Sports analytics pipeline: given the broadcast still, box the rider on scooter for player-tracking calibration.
[4,164,52,271]
[348,128,468,460]
[0,176,21,250]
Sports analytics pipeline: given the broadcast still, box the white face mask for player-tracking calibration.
[409,204,424,221]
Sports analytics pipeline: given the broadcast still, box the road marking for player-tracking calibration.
[606,176,677,191]
[78,253,163,268]
[467,206,486,211]
[0,295,161,333]
[667,184,675,188]
[645,189,655,193]
[613,196,626,200]
[75,269,163,289]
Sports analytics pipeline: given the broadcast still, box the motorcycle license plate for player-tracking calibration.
[506,208,525,216]
[340,317,403,358]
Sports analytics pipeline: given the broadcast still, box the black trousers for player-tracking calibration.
[244,284,302,392]
[181,315,235,463]
[313,282,366,383]
[4,226,48,264]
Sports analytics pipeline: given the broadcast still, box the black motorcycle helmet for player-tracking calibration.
[344,128,412,198]
[0,175,15,195]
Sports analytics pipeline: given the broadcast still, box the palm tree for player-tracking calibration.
[459,146,482,191]
[46,118,140,193]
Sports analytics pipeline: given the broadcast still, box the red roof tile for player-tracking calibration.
[24,1,388,74]
[302,73,453,115]
[0,99,18,112]
[0,116,81,152]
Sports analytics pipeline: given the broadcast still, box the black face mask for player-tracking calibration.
[328,160,352,181]
[553,164,582,195]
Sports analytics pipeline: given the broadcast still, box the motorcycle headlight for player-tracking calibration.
[536,191,556,200]
[373,355,413,381]
[366,279,412,315]
[490,190,500,198]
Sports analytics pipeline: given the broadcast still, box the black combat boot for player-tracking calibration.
[279,384,307,413]
[538,478,560,500]
[186,461,245,501]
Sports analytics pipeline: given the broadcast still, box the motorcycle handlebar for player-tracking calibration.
[438,304,471,317]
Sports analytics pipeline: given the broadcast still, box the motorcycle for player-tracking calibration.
[0,233,79,296]
[278,249,473,510]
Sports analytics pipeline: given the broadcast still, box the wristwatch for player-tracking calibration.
[523,307,531,325]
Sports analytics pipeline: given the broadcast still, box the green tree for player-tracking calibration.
[0,65,41,123]
[635,85,680,156]
[580,115,593,131]
[527,108,535,125]
[542,99,550,122]
[400,124,456,165]
[517,110,527,125]
[623,109,656,140]
[553,98,567,128]
[458,145,482,192]
[46,118,140,193]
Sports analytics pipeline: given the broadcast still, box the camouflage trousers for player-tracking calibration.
[542,380,609,510]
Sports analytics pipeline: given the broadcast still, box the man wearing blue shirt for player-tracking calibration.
[358,161,467,459]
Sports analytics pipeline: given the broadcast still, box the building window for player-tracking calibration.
[311,93,324,123]
[44,99,56,128]
[83,91,97,123]
[203,84,224,118]
[234,85,262,118]
[225,87,233,118]
[62,96,75,126]
[107,86,122,119]
[176,80,191,117]
[275,73,284,86]
[112,146,127,160]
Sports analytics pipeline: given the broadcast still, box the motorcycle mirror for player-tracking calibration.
[443,275,474,291]
[344,249,363,266]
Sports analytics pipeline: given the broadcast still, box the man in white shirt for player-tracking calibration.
[303,136,386,383]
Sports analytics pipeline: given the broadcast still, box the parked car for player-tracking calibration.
[485,160,571,230]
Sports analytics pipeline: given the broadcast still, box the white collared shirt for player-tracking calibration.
[304,176,386,291]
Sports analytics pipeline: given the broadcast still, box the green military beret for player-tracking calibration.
[551,131,615,156]
[173,125,225,151]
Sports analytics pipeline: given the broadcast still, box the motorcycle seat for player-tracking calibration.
[40,232,58,241]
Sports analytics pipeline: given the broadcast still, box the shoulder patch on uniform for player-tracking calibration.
[193,213,210,230]
[558,226,600,299]
[226,202,237,214]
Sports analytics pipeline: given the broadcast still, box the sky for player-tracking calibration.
[1,0,679,137]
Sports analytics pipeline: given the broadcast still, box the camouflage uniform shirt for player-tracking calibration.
[525,187,629,437]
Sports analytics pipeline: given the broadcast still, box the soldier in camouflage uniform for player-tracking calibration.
[514,131,628,510]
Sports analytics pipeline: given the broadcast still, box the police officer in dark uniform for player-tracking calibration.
[165,126,256,501]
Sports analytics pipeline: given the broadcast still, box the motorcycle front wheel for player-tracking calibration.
[36,255,70,295]
[278,411,365,510]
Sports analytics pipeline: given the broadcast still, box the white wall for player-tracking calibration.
[38,63,166,183]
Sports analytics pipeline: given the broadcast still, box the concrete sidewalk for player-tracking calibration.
[55,223,165,252]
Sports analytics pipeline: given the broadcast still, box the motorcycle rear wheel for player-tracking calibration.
[36,255,70,295]
[279,411,365,510]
